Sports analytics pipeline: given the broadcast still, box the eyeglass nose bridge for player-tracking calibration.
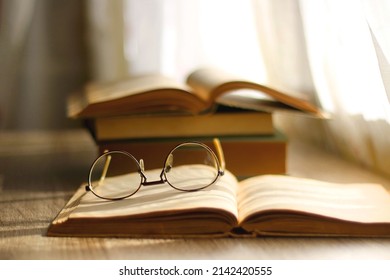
[138,158,169,186]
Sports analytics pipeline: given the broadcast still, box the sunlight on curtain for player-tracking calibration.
[299,0,390,175]
[123,0,266,82]
[86,0,127,81]
[252,0,326,147]
[253,0,390,175]
[300,0,390,121]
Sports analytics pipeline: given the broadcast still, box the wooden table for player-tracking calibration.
[1,130,390,260]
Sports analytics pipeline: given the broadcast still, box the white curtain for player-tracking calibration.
[88,0,266,83]
[298,0,390,175]
[85,0,128,81]
[254,0,390,175]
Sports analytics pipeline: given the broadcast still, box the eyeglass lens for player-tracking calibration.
[164,143,219,191]
[89,151,142,200]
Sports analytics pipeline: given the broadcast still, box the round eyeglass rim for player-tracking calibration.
[87,150,144,200]
[161,141,223,192]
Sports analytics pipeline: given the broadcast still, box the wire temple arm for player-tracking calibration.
[99,150,111,185]
[213,138,225,171]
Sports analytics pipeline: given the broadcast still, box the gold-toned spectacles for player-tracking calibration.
[85,139,225,200]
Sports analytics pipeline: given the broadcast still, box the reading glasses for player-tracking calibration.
[86,139,225,200]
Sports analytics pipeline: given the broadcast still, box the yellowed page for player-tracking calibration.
[186,68,237,102]
[70,166,239,220]
[86,74,192,103]
[187,68,322,117]
[237,175,390,224]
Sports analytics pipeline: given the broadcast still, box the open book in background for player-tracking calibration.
[67,68,323,119]
[48,166,390,238]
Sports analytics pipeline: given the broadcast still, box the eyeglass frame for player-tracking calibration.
[85,138,226,201]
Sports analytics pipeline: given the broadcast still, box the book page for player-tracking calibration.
[70,166,239,221]
[86,74,192,103]
[69,74,213,118]
[237,175,390,224]
[186,68,238,102]
[216,89,309,115]
[187,68,322,117]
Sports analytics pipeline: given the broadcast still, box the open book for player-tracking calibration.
[67,68,322,119]
[48,166,390,237]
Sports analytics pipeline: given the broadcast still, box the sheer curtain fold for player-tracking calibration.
[0,0,88,130]
[365,1,390,106]
[297,0,390,175]
[86,0,127,81]
[253,0,315,96]
[250,0,390,175]
[0,0,36,129]
[120,0,266,82]
[252,0,328,148]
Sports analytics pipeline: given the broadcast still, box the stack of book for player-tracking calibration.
[55,81,390,239]
[68,68,322,178]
